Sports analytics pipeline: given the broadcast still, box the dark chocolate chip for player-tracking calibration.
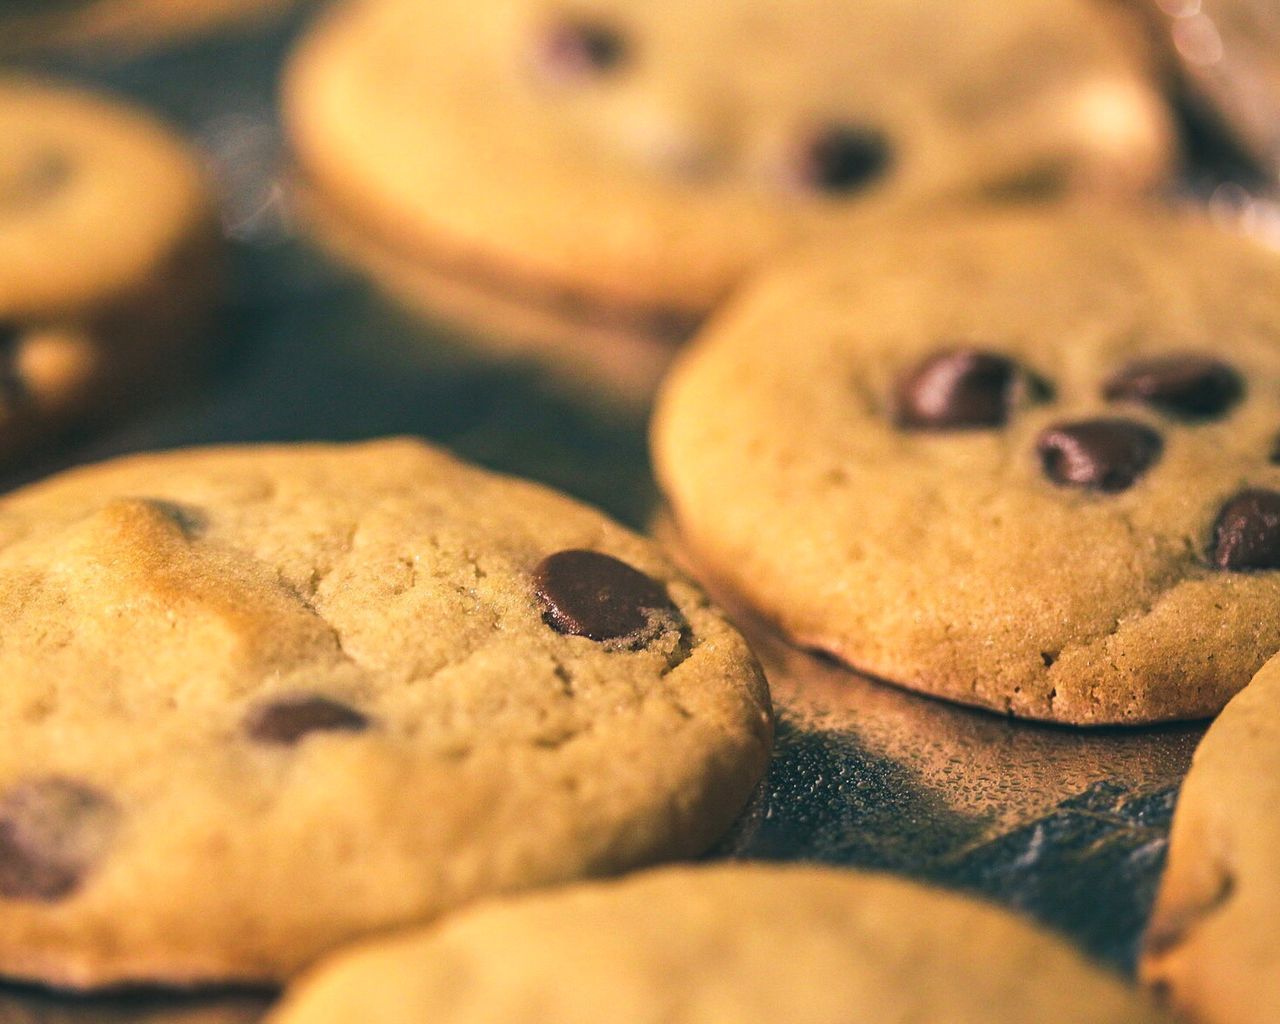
[895,350,1036,430]
[1210,490,1280,571]
[535,16,627,80]
[798,126,892,194]
[1036,418,1163,493]
[1104,355,1243,420]
[246,695,369,745]
[0,323,18,350]
[0,778,118,902]
[534,549,680,644]
[1270,434,1280,465]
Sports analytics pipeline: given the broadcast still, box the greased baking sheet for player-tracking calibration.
[0,5,1267,1019]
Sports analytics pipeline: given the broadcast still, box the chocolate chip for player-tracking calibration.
[534,549,681,644]
[1270,435,1280,465]
[0,778,118,902]
[1210,490,1280,570]
[1104,355,1243,420]
[535,16,627,80]
[1037,419,1163,492]
[798,126,892,194]
[895,350,1038,430]
[246,696,369,745]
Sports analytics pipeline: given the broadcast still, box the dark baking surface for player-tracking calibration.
[0,6,1275,1019]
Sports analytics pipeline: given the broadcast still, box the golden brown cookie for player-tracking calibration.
[284,0,1174,393]
[0,438,770,988]
[268,864,1170,1024]
[1141,652,1280,1024]
[0,78,220,462]
[653,208,1280,725]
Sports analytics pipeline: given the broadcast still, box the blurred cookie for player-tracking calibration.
[1141,652,1280,1024]
[284,0,1173,398]
[0,78,220,463]
[0,438,770,987]
[653,209,1280,725]
[0,0,300,54]
[268,864,1169,1024]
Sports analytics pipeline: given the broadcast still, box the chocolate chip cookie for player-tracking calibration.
[0,78,220,463]
[1141,651,1280,1024]
[283,0,1173,387]
[653,209,1280,725]
[0,439,770,987]
[268,864,1170,1024]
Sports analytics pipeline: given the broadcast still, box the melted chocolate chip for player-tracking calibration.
[1036,419,1163,493]
[535,16,627,80]
[0,778,118,902]
[1104,355,1243,420]
[246,696,369,745]
[799,126,892,194]
[895,350,1037,430]
[1210,490,1280,570]
[1270,434,1280,465]
[534,549,680,644]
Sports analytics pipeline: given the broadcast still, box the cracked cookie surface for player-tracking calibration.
[1141,652,1280,1024]
[653,210,1280,725]
[0,78,220,462]
[0,438,771,987]
[268,864,1169,1024]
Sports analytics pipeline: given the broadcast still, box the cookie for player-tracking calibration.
[653,209,1280,725]
[0,438,771,987]
[1140,652,1280,1023]
[0,78,220,463]
[267,864,1169,1024]
[283,0,1173,383]
[297,185,678,410]
[0,0,300,54]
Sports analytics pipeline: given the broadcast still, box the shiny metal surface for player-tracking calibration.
[0,5,1269,1018]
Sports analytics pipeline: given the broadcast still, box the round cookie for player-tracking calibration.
[0,1,300,55]
[267,864,1170,1024]
[0,78,220,463]
[1140,652,1280,1024]
[0,439,771,987]
[653,209,1280,725]
[284,0,1174,383]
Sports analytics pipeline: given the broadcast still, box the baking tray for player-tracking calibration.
[0,5,1270,1019]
